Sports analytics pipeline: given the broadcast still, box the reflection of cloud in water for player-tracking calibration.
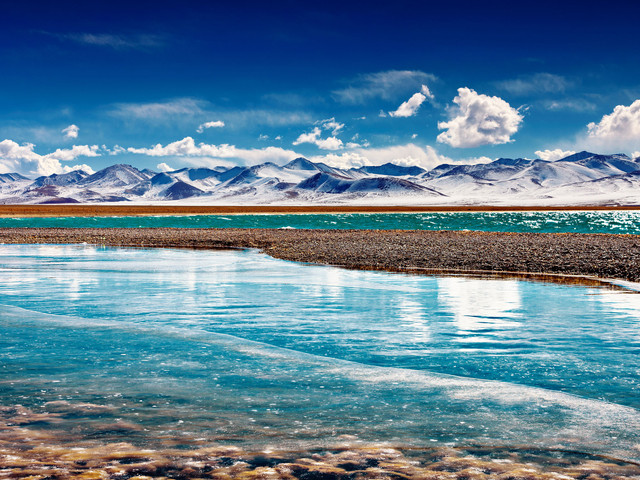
[590,290,640,341]
[437,277,522,333]
[396,297,430,341]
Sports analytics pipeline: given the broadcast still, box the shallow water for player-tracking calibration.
[3,210,640,233]
[1,245,640,477]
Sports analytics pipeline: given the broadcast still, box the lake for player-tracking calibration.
[2,209,640,233]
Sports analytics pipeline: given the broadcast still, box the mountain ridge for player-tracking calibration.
[1,151,639,205]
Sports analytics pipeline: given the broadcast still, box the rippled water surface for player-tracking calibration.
[3,210,640,233]
[1,244,640,475]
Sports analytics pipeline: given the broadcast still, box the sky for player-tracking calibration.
[1,0,640,177]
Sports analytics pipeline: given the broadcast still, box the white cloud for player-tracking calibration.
[63,164,95,174]
[389,85,433,118]
[311,144,454,170]
[293,127,343,150]
[333,70,437,104]
[587,99,640,149]
[104,145,126,155]
[420,84,434,99]
[62,124,79,139]
[157,162,173,172]
[633,151,640,160]
[47,145,100,162]
[110,98,207,120]
[0,139,100,176]
[318,118,344,135]
[258,134,269,140]
[196,120,225,133]
[535,149,576,161]
[110,98,312,127]
[127,136,299,166]
[437,87,523,148]
[543,98,597,112]
[497,73,571,95]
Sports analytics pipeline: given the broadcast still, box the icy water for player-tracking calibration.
[2,245,640,478]
[3,209,640,233]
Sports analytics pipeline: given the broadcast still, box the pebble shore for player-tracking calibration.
[1,227,640,284]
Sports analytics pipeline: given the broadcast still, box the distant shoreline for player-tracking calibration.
[2,227,640,287]
[0,204,640,217]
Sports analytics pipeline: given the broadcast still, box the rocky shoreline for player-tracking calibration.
[1,227,640,284]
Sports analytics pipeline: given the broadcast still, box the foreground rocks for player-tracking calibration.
[1,227,640,283]
[2,407,640,480]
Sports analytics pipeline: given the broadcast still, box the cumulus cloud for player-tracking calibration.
[157,162,173,172]
[196,120,225,133]
[127,136,299,166]
[587,99,640,148]
[535,149,576,161]
[47,145,100,161]
[633,151,640,160]
[0,139,100,176]
[497,73,571,95]
[437,88,523,148]
[293,127,343,150]
[389,85,434,118]
[333,70,437,104]
[62,124,79,139]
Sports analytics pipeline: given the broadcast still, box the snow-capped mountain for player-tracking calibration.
[1,152,639,205]
[78,164,153,189]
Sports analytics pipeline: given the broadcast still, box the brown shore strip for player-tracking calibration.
[2,227,640,285]
[1,204,640,217]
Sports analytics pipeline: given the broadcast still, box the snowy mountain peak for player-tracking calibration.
[558,151,597,162]
[79,164,153,189]
[284,157,319,171]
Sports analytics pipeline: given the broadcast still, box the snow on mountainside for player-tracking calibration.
[0,172,29,184]
[30,170,90,188]
[0,152,639,205]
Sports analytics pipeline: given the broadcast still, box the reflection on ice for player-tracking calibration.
[437,277,522,333]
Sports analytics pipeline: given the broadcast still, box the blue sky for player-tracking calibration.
[1,0,639,176]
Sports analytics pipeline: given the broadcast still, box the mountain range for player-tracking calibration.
[0,151,639,205]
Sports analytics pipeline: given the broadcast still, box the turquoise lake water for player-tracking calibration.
[1,244,639,462]
[3,210,640,233]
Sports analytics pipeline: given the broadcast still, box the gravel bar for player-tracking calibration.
[1,227,640,285]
